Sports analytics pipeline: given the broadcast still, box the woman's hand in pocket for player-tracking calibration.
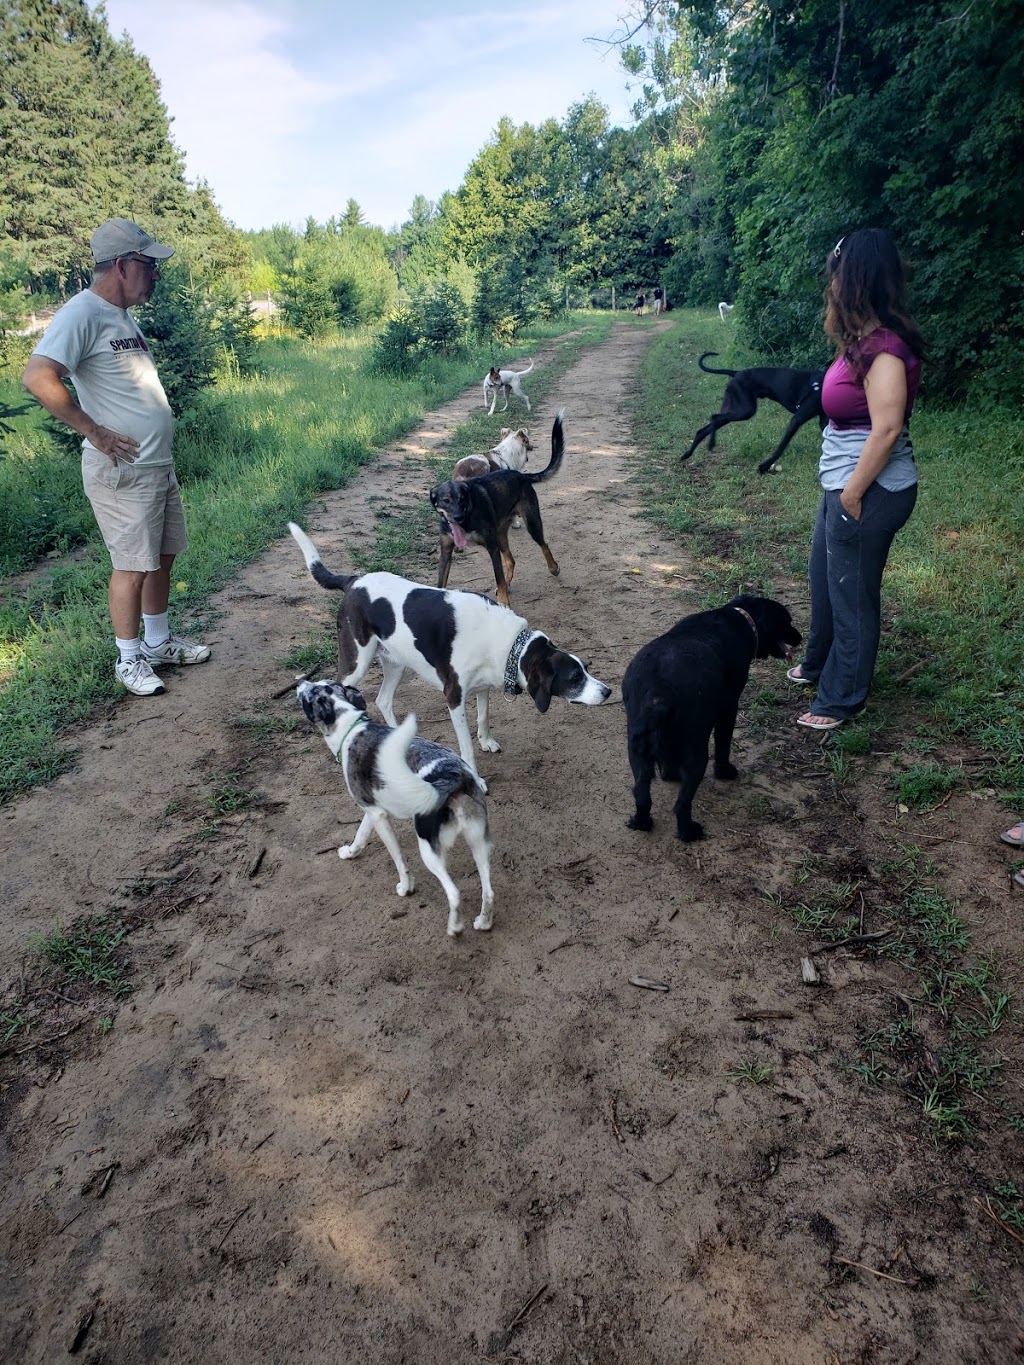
[840,486,863,521]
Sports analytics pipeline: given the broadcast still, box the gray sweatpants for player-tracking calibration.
[801,483,918,719]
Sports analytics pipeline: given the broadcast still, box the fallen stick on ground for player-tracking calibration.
[832,1256,920,1287]
[734,1009,795,1021]
[976,1196,1024,1247]
[817,928,894,953]
[271,661,325,700]
[504,1283,548,1336]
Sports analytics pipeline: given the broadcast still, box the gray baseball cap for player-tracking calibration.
[90,218,174,264]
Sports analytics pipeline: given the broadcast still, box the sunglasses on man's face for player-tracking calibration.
[122,255,160,273]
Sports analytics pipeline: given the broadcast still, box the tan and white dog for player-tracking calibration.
[483,361,533,416]
[451,426,533,482]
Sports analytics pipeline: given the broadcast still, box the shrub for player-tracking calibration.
[370,308,423,375]
[418,282,467,354]
[135,262,218,416]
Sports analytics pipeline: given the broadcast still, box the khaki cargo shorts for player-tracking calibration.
[82,450,188,573]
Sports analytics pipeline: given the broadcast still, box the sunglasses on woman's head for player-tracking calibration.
[832,236,845,259]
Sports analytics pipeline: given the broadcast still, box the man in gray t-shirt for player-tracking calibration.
[22,218,211,697]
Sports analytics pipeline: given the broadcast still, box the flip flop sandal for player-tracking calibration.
[796,713,844,730]
[786,666,814,685]
[1000,823,1024,847]
[1014,869,1024,889]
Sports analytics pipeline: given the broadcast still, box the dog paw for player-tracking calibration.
[627,812,654,832]
[447,915,465,937]
[397,876,414,896]
[473,910,494,932]
[338,844,358,860]
[677,822,705,842]
[549,563,560,577]
[479,737,501,754]
[714,761,739,780]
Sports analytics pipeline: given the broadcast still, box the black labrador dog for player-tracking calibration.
[622,595,801,841]
[681,353,826,474]
[431,410,564,606]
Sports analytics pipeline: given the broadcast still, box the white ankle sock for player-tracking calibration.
[116,636,142,662]
[143,612,170,647]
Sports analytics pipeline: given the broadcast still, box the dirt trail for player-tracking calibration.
[1,322,1020,1363]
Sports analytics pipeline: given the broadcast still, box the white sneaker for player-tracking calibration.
[141,635,212,667]
[115,656,166,696]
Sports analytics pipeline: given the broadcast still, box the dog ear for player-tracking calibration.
[341,684,367,711]
[524,655,555,714]
[500,427,511,438]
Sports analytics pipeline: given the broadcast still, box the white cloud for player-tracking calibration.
[101,0,640,230]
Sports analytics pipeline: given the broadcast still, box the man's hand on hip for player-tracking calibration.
[90,426,140,463]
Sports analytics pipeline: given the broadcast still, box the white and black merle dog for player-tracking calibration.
[288,523,611,787]
[298,681,494,937]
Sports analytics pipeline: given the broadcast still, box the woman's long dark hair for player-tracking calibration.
[824,228,926,369]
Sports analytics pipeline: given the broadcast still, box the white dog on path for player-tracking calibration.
[483,360,533,415]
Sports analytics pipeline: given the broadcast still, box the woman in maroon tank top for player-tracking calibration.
[789,228,926,728]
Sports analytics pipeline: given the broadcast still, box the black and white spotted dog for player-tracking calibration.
[298,681,495,937]
[288,522,611,787]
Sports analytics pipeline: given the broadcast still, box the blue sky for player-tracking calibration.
[100,1,642,233]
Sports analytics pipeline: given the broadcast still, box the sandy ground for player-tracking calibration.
[2,321,1022,1363]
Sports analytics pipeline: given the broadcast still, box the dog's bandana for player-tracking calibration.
[733,606,758,647]
[503,627,532,696]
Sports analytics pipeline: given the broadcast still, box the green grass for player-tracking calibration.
[893,760,961,811]
[633,309,1024,806]
[724,1058,775,1085]
[779,842,1013,1143]
[31,916,131,995]
[634,312,1020,1144]
[0,313,612,802]
[231,707,301,744]
[1,1009,31,1044]
[205,771,257,816]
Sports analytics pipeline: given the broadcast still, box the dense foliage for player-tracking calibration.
[0,0,246,317]
[627,0,1024,399]
[2,0,1021,407]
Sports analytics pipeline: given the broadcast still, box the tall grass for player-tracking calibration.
[0,316,612,800]
[633,310,1024,803]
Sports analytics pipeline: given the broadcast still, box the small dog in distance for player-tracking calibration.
[718,302,734,321]
[484,361,534,416]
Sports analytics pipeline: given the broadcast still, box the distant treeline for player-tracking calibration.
[2,0,1021,404]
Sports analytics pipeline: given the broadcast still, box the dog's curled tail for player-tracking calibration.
[697,351,737,378]
[376,714,442,819]
[526,409,565,484]
[521,359,535,375]
[288,522,358,593]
